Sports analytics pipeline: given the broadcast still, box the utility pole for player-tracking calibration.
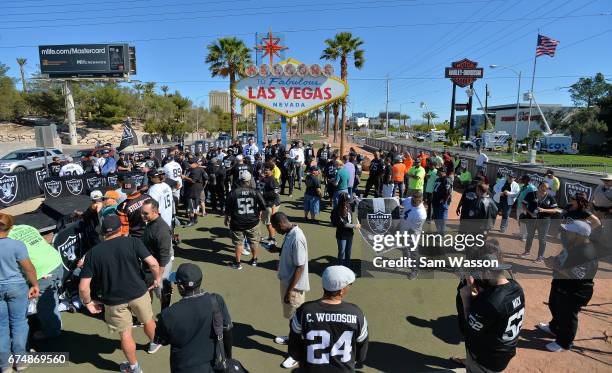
[385,75,390,136]
[466,83,474,139]
[449,83,456,130]
[484,84,489,130]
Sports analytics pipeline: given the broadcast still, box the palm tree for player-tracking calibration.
[161,85,169,96]
[16,58,27,92]
[206,37,251,139]
[331,100,340,143]
[133,83,144,97]
[321,32,365,155]
[144,82,156,96]
[422,111,438,129]
[324,105,331,137]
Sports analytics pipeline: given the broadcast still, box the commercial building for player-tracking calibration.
[486,104,573,140]
[241,101,257,119]
[209,90,230,113]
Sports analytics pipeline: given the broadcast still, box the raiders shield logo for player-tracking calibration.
[44,179,62,198]
[528,173,545,186]
[35,169,48,187]
[196,143,203,152]
[107,175,119,188]
[132,174,145,187]
[0,175,18,204]
[57,234,79,270]
[86,177,103,190]
[498,167,512,177]
[564,182,593,202]
[160,149,168,159]
[204,143,210,152]
[367,211,392,234]
[190,145,195,153]
[66,178,84,195]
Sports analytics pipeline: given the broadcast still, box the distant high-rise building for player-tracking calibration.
[209,90,230,113]
[241,101,257,119]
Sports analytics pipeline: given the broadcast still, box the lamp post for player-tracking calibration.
[420,101,433,147]
[490,64,521,163]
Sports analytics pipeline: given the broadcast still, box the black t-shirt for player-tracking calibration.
[552,242,598,293]
[264,145,277,161]
[81,159,95,173]
[289,300,369,373]
[524,191,558,219]
[117,158,133,171]
[155,292,231,373]
[185,167,207,198]
[500,182,511,204]
[262,176,280,207]
[368,159,382,177]
[562,208,592,221]
[465,280,525,371]
[325,161,338,180]
[222,155,234,170]
[47,162,62,176]
[305,174,321,197]
[80,236,151,305]
[459,183,479,219]
[432,176,453,203]
[142,217,173,267]
[117,193,152,238]
[225,187,266,230]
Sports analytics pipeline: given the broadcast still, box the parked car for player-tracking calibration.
[0,148,65,173]
[16,117,57,126]
[71,147,116,160]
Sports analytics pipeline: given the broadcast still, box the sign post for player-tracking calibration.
[256,106,264,151]
[445,59,483,139]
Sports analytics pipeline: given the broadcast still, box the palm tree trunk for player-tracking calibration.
[229,73,237,139]
[325,107,330,137]
[340,55,348,156]
[19,66,26,92]
[333,104,339,143]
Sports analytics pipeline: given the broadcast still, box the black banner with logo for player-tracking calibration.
[41,171,147,199]
[52,222,83,271]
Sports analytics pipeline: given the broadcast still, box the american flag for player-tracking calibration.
[536,34,560,57]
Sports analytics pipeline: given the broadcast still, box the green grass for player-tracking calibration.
[29,181,462,373]
[494,153,612,172]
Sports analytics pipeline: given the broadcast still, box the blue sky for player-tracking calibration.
[1,0,611,122]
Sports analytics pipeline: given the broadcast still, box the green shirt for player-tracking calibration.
[459,170,472,184]
[407,166,426,191]
[335,167,350,190]
[425,169,438,193]
[8,225,62,279]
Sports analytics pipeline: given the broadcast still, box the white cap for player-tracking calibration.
[561,220,591,237]
[239,171,252,182]
[236,154,244,161]
[90,190,103,201]
[601,173,612,181]
[322,265,355,291]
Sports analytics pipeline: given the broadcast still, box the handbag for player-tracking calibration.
[210,294,248,373]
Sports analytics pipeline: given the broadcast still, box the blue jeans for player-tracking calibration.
[525,218,552,257]
[497,199,512,232]
[0,282,29,368]
[347,187,353,198]
[337,237,353,267]
[432,201,449,234]
[36,265,64,338]
[333,189,348,209]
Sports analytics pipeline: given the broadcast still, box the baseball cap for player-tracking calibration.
[239,171,252,182]
[101,149,111,155]
[104,190,120,201]
[147,168,164,178]
[322,265,355,292]
[560,220,591,237]
[101,214,122,234]
[309,165,319,172]
[169,263,202,288]
[546,169,554,176]
[601,173,612,182]
[122,177,137,194]
[90,190,104,201]
[236,154,244,161]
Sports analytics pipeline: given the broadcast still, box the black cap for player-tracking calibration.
[546,169,554,175]
[101,149,111,155]
[147,168,164,178]
[170,263,202,288]
[101,214,122,234]
[309,165,319,172]
[122,177,137,194]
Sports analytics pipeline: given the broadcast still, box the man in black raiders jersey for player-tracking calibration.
[224,171,266,270]
[265,139,277,162]
[363,151,383,198]
[231,155,253,188]
[288,265,368,372]
[458,248,525,372]
[47,156,63,176]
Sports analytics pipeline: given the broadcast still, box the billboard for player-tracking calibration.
[234,58,347,118]
[39,44,133,78]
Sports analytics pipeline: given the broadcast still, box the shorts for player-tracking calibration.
[104,292,153,333]
[231,227,260,248]
[465,348,501,373]
[187,197,200,213]
[262,206,278,225]
[280,283,306,319]
[303,194,320,214]
[382,184,394,198]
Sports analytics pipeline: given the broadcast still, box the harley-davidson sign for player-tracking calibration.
[445,59,483,87]
[234,58,348,118]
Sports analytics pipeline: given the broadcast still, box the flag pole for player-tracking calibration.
[526,31,539,138]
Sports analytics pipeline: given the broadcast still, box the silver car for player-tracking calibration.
[0,148,65,173]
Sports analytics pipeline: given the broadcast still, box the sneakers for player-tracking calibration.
[518,251,531,259]
[545,341,567,352]
[242,248,251,256]
[119,362,144,373]
[147,341,162,354]
[231,262,243,270]
[281,356,298,369]
[274,336,289,345]
[14,362,29,372]
[537,322,556,336]
[267,237,277,246]
[248,258,258,267]
[535,256,545,263]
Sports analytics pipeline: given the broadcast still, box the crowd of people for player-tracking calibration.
[0,136,609,373]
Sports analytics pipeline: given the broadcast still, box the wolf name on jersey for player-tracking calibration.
[289,301,368,373]
[465,279,525,372]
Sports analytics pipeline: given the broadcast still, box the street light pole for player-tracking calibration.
[490,64,522,163]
